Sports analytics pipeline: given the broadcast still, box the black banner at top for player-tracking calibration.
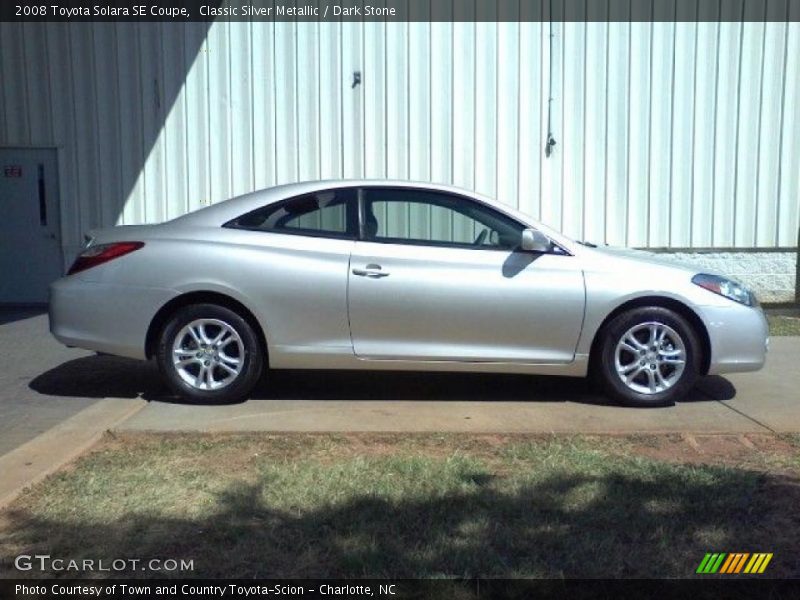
[3,0,800,22]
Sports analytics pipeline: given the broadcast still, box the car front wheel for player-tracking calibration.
[156,303,263,403]
[596,307,701,407]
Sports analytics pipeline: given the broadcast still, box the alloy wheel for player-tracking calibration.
[613,321,686,395]
[171,318,245,390]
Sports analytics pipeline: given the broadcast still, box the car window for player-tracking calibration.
[226,189,356,238]
[362,188,525,250]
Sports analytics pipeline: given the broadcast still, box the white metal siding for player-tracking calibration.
[1,19,798,263]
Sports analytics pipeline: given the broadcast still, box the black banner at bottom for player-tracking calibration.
[3,579,800,600]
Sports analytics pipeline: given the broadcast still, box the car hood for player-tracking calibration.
[579,244,707,276]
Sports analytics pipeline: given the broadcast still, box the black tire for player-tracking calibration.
[595,306,701,408]
[156,303,263,403]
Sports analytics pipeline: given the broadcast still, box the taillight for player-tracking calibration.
[68,242,144,275]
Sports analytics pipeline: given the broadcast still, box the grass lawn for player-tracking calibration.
[767,314,800,336]
[1,432,799,579]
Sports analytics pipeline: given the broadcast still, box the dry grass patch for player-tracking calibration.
[1,432,798,579]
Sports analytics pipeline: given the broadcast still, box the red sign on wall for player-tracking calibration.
[3,165,22,178]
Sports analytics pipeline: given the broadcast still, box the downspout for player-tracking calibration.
[545,4,557,158]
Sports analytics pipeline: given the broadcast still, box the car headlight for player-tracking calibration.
[692,273,757,306]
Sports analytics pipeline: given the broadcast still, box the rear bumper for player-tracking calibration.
[49,276,176,360]
[698,302,769,375]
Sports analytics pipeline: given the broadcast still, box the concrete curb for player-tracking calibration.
[0,398,147,509]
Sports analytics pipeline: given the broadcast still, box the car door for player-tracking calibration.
[222,187,358,360]
[347,187,586,363]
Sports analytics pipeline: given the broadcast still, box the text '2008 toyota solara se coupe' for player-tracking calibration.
[49,180,768,407]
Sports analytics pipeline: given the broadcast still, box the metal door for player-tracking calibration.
[0,148,62,303]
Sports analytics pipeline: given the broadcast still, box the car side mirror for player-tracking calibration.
[520,228,551,252]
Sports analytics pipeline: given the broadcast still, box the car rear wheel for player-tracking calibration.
[596,306,701,407]
[156,304,263,403]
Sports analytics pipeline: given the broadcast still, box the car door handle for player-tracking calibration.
[352,264,389,278]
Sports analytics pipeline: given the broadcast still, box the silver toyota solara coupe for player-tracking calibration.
[49,180,768,407]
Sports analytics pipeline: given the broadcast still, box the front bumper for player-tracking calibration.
[698,302,769,375]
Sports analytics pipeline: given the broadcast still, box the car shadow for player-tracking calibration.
[28,355,736,406]
[690,374,737,401]
[0,306,46,325]
[28,355,166,400]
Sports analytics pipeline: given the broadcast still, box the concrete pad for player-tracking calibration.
[119,339,800,434]
[0,398,146,508]
[0,311,99,456]
[722,336,800,433]
[120,395,764,434]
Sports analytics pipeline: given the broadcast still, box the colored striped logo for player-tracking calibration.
[696,553,773,574]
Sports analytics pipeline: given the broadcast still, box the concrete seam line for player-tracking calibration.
[716,401,777,434]
[0,398,147,510]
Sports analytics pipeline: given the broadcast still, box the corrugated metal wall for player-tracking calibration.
[1,19,798,264]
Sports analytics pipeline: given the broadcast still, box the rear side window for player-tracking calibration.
[225,188,356,239]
